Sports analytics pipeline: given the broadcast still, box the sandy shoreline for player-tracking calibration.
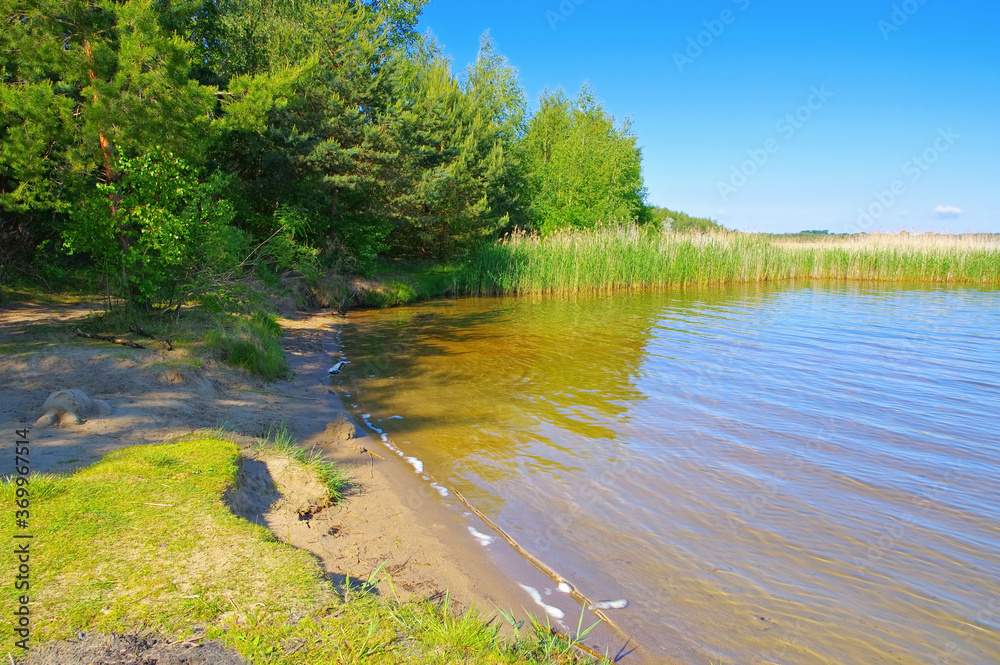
[1,302,645,660]
[273,313,550,618]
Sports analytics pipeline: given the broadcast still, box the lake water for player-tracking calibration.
[337,282,1000,664]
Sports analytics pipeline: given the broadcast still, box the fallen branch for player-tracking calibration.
[128,324,173,351]
[360,447,385,478]
[75,328,144,349]
[229,387,321,401]
[549,628,616,664]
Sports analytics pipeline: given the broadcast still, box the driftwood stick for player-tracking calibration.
[360,447,385,478]
[128,324,173,351]
[548,628,616,663]
[75,328,145,349]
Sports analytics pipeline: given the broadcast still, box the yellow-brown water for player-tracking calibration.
[337,282,1000,664]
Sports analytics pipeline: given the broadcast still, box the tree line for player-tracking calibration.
[1,0,664,307]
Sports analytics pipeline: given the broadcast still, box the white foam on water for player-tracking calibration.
[588,599,628,611]
[376,434,402,456]
[557,582,573,594]
[361,417,384,435]
[388,415,403,420]
[468,526,496,547]
[544,588,552,596]
[518,583,566,620]
[405,457,423,473]
[421,475,429,480]
[430,483,450,497]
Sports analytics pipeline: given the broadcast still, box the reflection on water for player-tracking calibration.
[339,282,1000,664]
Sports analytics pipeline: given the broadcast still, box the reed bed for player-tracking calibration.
[458,227,1000,294]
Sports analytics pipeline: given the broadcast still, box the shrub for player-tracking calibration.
[63,151,246,309]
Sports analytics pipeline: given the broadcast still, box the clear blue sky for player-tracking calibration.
[418,0,999,234]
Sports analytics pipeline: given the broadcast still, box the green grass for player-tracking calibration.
[457,227,1000,294]
[255,422,349,501]
[206,312,291,381]
[0,438,592,664]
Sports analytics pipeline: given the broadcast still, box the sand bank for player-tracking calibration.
[0,305,562,638]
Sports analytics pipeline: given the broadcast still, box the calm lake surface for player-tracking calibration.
[338,282,1000,664]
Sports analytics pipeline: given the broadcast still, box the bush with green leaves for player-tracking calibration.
[520,86,649,234]
[63,152,246,308]
[647,206,725,233]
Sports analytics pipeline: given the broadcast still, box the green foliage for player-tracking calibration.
[1,0,219,283]
[63,151,244,307]
[464,33,528,145]
[520,86,648,233]
[358,279,419,308]
[0,0,216,210]
[2,0,662,292]
[382,41,526,259]
[647,206,725,233]
[205,0,429,273]
[258,205,323,280]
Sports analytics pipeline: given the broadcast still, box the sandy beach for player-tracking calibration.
[0,304,540,628]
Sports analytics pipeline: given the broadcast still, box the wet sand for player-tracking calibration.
[274,314,556,618]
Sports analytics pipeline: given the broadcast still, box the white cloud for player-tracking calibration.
[934,205,962,218]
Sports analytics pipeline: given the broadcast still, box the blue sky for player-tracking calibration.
[418,0,999,234]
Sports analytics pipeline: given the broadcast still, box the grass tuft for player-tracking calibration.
[206,312,290,381]
[254,422,349,501]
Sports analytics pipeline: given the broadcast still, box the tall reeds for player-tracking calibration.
[457,227,999,294]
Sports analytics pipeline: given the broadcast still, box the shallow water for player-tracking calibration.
[338,282,1000,664]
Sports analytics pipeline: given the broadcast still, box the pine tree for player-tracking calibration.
[1,0,216,207]
[381,35,528,259]
[1,0,220,291]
